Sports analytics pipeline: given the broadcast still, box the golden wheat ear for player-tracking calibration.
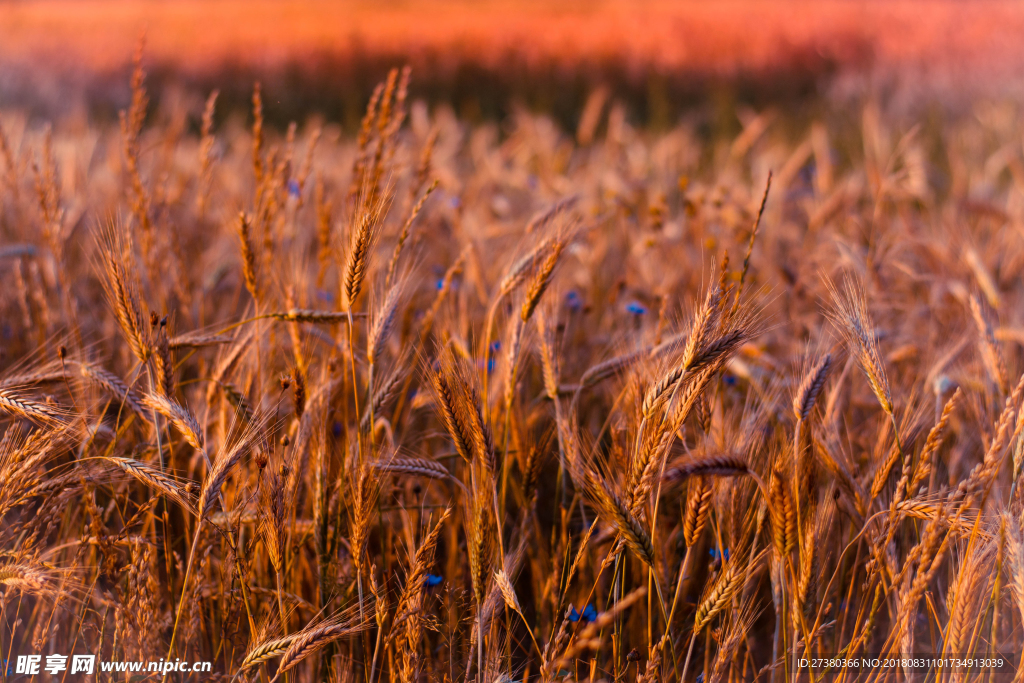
[268,606,369,683]
[793,354,832,421]
[103,456,195,513]
[0,563,60,594]
[824,274,893,416]
[95,220,150,364]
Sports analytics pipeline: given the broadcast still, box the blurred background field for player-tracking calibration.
[3,0,1024,130]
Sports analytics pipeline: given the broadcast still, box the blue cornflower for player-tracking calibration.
[709,548,731,562]
[449,196,461,210]
[426,574,444,587]
[288,179,301,198]
[436,279,445,290]
[568,604,598,623]
[625,301,647,315]
[316,288,335,303]
[696,673,705,683]
[723,374,737,386]
[565,290,582,311]
[476,355,498,374]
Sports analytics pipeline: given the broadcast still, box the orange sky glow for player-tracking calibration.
[1,0,1023,82]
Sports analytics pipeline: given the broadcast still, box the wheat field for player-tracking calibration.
[3,51,1024,683]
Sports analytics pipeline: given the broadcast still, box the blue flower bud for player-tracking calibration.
[626,301,647,315]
